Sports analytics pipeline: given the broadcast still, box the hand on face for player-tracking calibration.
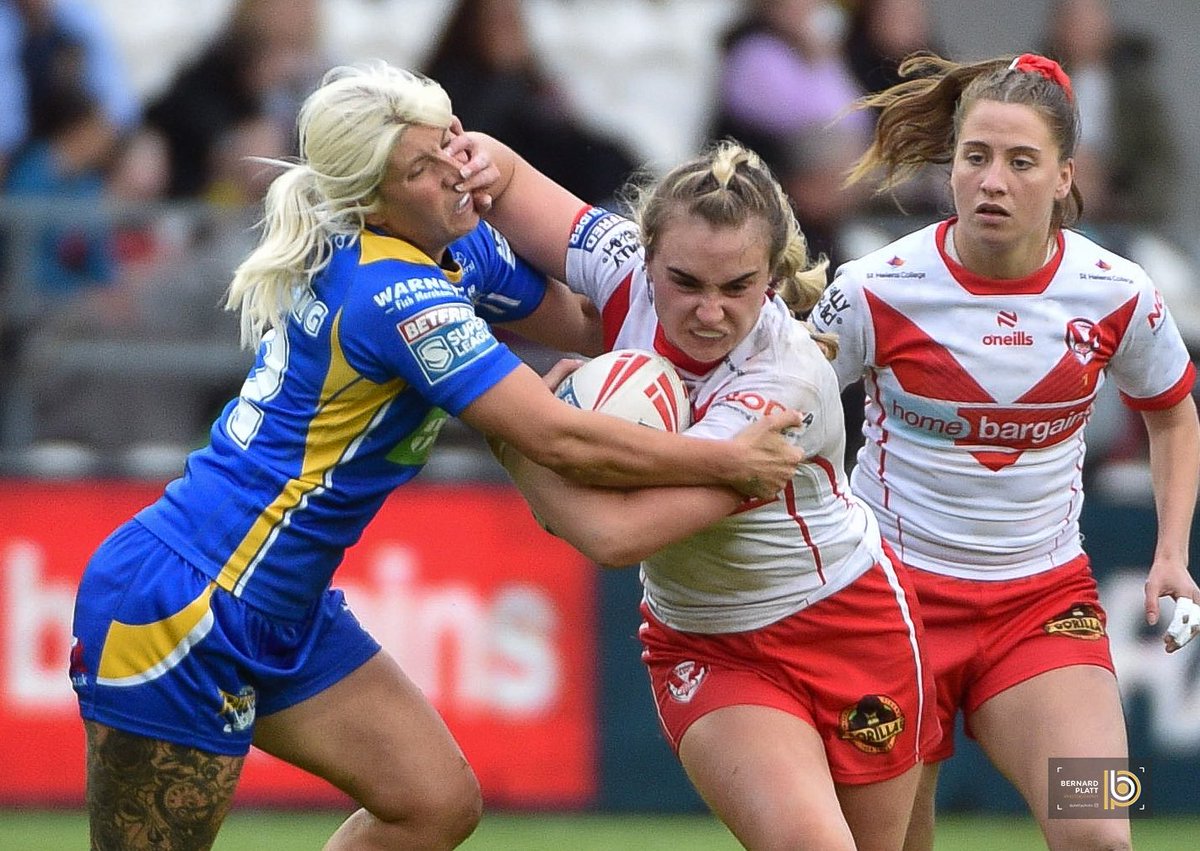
[444,119,498,213]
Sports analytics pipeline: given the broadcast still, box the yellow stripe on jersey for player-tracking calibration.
[97,582,216,687]
[216,311,403,595]
[359,229,464,283]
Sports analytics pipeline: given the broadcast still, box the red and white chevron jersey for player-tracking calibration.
[567,206,885,633]
[810,219,1196,580]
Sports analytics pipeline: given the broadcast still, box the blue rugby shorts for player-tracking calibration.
[70,520,381,755]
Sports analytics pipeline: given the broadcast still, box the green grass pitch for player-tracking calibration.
[1,809,1196,849]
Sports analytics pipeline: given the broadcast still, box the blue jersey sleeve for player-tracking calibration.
[340,260,523,416]
[452,222,547,322]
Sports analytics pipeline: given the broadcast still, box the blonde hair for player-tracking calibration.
[628,140,837,358]
[224,61,453,348]
[847,52,1083,231]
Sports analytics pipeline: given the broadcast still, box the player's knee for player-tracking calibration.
[372,762,482,847]
[736,814,855,851]
[432,769,483,846]
[775,822,856,851]
[1047,821,1131,851]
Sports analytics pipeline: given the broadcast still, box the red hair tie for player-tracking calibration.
[1009,53,1074,102]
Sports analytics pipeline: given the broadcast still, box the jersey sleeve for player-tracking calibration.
[339,261,524,416]
[563,205,644,309]
[1109,277,1196,410]
[809,265,872,391]
[453,221,548,322]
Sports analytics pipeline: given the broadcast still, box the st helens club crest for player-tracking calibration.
[667,660,707,703]
[1065,318,1102,365]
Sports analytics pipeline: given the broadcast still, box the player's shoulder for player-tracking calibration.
[833,221,943,290]
[753,303,836,389]
[1060,228,1152,290]
[450,221,516,269]
[341,232,463,319]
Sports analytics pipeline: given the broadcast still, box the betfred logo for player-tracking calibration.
[397,304,475,343]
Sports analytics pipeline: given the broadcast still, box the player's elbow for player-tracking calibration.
[577,532,648,568]
[551,515,655,567]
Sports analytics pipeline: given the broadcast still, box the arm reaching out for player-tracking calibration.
[461,363,805,498]
[492,438,747,566]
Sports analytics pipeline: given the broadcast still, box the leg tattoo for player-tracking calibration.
[85,721,245,851]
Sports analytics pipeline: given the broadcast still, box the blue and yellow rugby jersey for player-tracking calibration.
[136,222,544,619]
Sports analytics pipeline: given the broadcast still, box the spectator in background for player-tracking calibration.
[422,0,637,206]
[845,0,939,99]
[0,0,141,295]
[707,0,872,271]
[844,0,947,221]
[1041,0,1177,230]
[144,0,323,205]
[0,1,28,181]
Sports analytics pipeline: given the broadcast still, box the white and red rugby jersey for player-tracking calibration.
[810,219,1195,580]
[566,205,888,633]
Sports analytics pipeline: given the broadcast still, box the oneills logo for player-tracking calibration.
[219,685,257,733]
[839,695,905,754]
[1044,604,1106,640]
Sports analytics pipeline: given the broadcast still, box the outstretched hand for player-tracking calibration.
[729,410,807,499]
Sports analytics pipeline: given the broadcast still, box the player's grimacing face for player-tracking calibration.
[366,123,478,260]
[647,212,772,363]
[951,99,1073,254]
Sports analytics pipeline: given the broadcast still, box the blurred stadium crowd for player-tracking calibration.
[0,0,1196,499]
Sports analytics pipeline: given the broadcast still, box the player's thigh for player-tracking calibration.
[969,664,1130,849]
[85,720,244,851]
[679,705,856,851]
[252,650,479,821]
[836,763,922,851]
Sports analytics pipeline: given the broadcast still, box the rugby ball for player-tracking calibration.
[554,349,691,432]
